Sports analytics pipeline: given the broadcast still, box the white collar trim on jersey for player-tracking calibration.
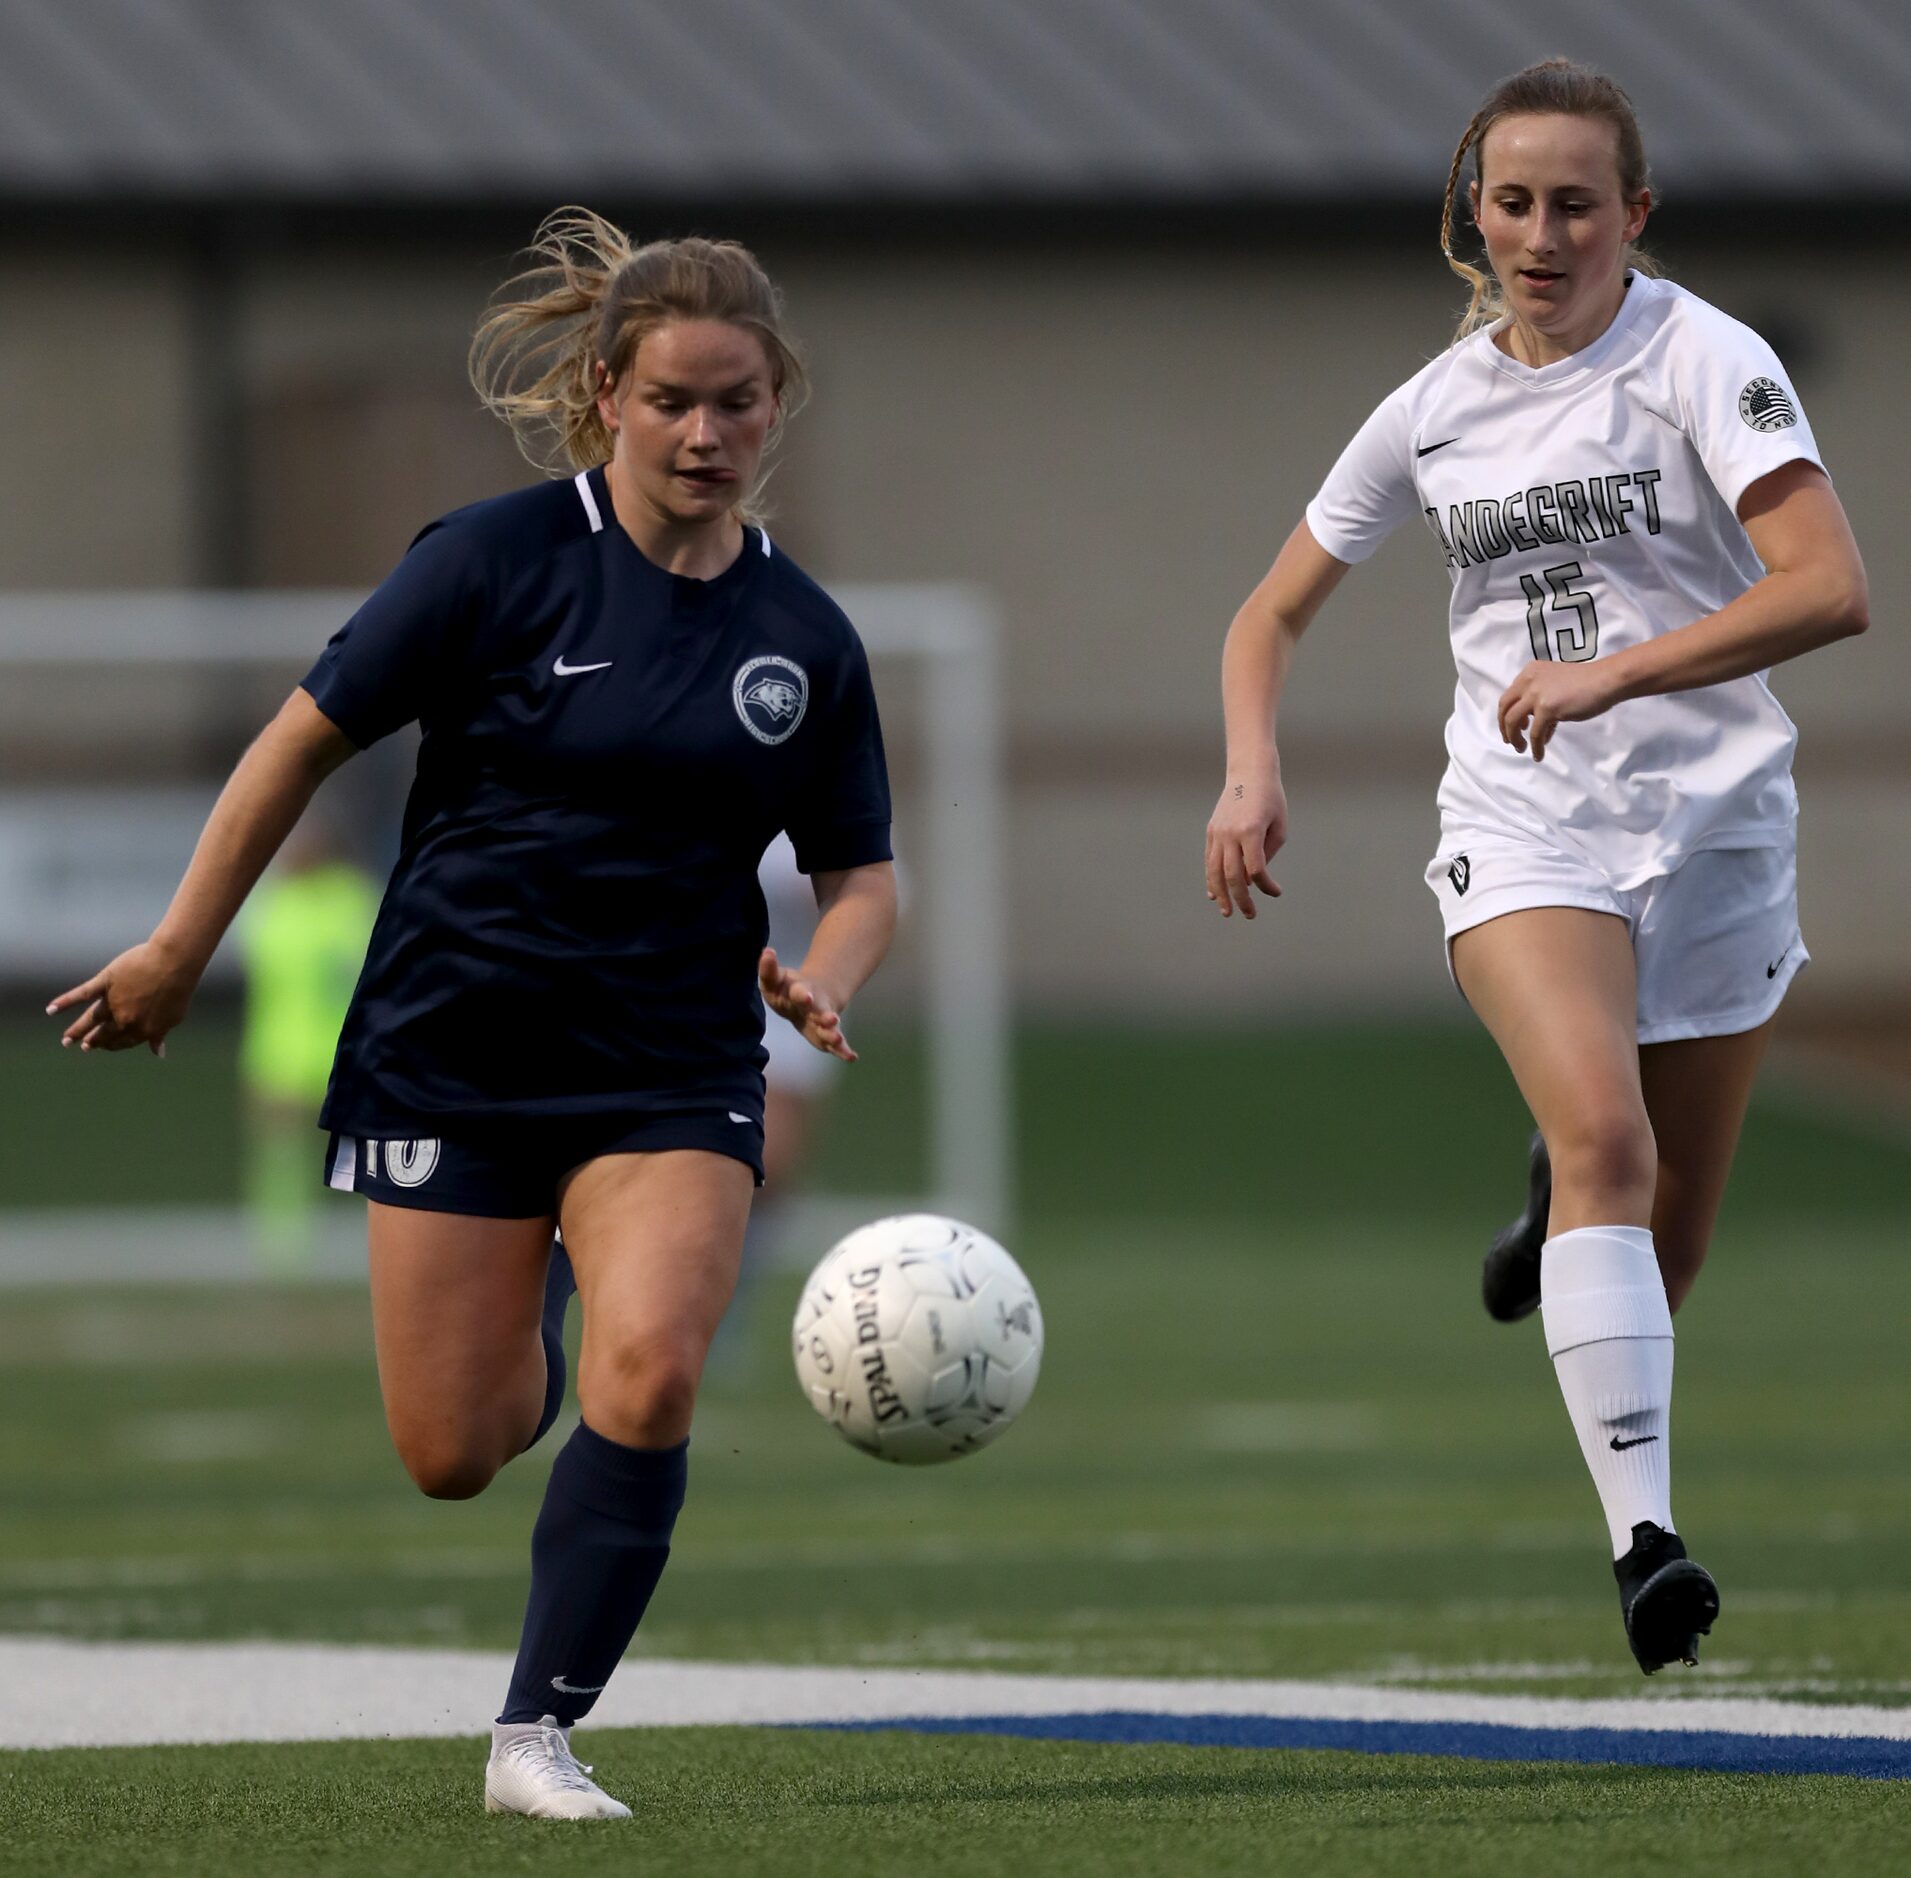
[576,468,772,560]
[1476,271,1653,389]
[574,469,604,533]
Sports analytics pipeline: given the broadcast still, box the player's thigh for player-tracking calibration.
[559,1149,754,1442]
[1638,1019,1773,1309]
[762,1085,820,1191]
[1450,906,1656,1227]
[367,1201,556,1483]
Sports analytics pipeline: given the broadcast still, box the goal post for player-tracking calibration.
[840,583,1011,1239]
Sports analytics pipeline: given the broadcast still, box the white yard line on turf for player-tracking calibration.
[3,1639,1909,1752]
[0,1211,369,1287]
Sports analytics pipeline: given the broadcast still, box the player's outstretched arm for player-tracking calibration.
[1207,520,1351,919]
[1499,463,1869,761]
[758,860,898,1062]
[48,689,359,1054]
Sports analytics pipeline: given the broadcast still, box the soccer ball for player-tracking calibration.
[791,1214,1043,1464]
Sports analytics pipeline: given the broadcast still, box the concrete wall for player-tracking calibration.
[3,232,1904,1015]
[0,257,197,586]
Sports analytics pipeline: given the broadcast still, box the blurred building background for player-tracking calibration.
[1,0,1906,1040]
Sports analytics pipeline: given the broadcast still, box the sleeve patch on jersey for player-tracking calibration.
[1738,377,1798,433]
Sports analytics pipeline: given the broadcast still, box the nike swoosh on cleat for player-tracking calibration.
[553,657,613,676]
[1610,1434,1659,1451]
[1416,437,1461,458]
[550,1675,607,1695]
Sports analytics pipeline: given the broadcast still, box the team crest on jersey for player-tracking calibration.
[1738,377,1797,433]
[383,1138,441,1188]
[732,655,809,746]
[1447,854,1471,896]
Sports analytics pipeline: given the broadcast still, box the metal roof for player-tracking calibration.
[1,0,1906,202]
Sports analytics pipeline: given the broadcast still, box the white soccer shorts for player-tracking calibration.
[1427,839,1808,1045]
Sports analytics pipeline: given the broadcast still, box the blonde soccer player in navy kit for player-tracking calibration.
[51,210,897,1816]
[1206,61,1868,1672]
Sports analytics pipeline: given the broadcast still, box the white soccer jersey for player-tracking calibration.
[1304,273,1823,889]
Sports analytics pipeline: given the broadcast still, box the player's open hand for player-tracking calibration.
[759,947,857,1062]
[1498,660,1623,762]
[1205,770,1288,918]
[46,938,198,1055]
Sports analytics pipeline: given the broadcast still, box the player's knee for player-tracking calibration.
[1552,1104,1657,1213]
[579,1333,705,1443]
[407,1451,504,1501]
[391,1427,507,1501]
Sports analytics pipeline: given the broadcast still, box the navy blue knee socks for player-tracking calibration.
[525,1237,575,1453]
[498,1422,688,1725]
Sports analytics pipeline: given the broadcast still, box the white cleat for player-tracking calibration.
[485,1715,631,1820]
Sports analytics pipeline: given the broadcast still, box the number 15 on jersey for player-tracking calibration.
[1521,560,1600,663]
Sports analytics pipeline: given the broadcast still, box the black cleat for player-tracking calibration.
[1482,1130,1550,1322]
[1615,1521,1720,1675]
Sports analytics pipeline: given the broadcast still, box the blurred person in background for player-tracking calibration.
[706,831,842,1375]
[236,813,378,1271]
[49,208,896,1821]
[758,832,840,1199]
[1207,60,1867,1677]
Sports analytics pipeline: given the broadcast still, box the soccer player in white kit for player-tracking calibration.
[1206,59,1869,1672]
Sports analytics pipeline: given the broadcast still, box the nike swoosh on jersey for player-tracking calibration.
[1415,436,1461,458]
[553,657,613,676]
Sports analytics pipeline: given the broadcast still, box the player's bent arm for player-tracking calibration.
[801,863,898,1012]
[49,690,359,1052]
[1208,520,1351,917]
[760,862,898,1063]
[1606,463,1869,702]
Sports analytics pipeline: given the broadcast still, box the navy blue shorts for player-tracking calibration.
[323,1108,765,1218]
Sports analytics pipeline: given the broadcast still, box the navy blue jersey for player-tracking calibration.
[301,467,891,1132]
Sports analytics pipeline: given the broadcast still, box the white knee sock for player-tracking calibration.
[1539,1224,1675,1559]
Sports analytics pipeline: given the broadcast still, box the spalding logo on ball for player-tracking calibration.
[792,1214,1043,1464]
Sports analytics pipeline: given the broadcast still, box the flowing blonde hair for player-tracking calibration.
[1440,58,1657,343]
[469,208,808,521]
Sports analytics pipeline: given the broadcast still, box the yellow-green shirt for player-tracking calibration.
[238,862,381,1106]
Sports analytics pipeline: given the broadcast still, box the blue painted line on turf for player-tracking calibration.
[809,1711,1911,1780]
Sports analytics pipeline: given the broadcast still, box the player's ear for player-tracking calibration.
[594,361,620,432]
[1624,188,1651,244]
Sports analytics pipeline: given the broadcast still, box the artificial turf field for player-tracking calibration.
[16,1730,1910,1878]
[2,1015,1908,1871]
